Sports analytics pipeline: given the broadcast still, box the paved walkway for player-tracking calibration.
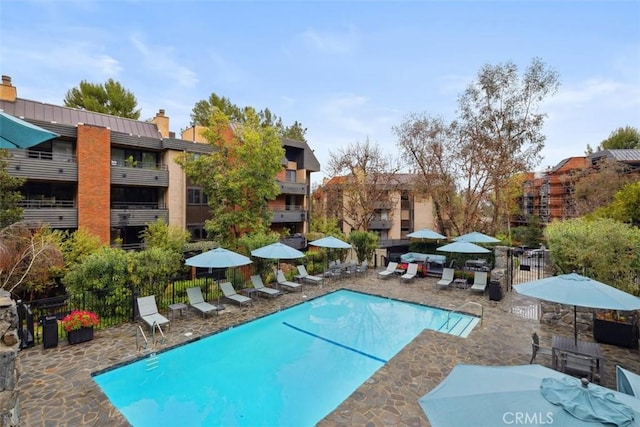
[16,271,640,426]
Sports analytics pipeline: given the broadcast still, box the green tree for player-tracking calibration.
[545,217,640,295]
[59,227,104,270]
[593,181,640,226]
[348,230,379,264]
[191,93,307,141]
[587,126,640,153]
[62,246,130,317]
[64,79,141,119]
[178,108,284,247]
[129,247,182,296]
[140,219,190,255]
[0,149,24,228]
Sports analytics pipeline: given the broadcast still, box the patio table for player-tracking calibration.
[552,335,604,383]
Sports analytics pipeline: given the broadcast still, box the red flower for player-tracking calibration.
[61,310,100,332]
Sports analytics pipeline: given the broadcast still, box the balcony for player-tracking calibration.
[280,235,307,250]
[271,205,307,223]
[110,202,168,226]
[369,219,392,230]
[19,200,77,228]
[7,149,78,182]
[110,161,169,187]
[277,180,307,195]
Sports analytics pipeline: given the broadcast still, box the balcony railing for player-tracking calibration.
[18,199,74,208]
[111,201,166,209]
[277,180,307,195]
[369,219,392,230]
[7,149,78,182]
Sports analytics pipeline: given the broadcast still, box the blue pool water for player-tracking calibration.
[93,290,479,427]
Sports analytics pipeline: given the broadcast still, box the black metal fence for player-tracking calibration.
[506,249,549,291]
[20,272,226,346]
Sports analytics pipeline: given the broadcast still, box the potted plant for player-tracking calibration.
[62,310,100,345]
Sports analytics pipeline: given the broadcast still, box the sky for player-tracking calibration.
[1,0,639,185]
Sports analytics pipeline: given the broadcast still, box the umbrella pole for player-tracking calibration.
[574,305,578,346]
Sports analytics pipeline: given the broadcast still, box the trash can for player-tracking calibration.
[489,280,503,301]
[41,315,59,349]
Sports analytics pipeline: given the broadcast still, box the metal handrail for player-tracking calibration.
[447,301,484,329]
[152,322,166,345]
[136,325,148,351]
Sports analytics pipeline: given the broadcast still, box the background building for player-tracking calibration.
[0,75,319,249]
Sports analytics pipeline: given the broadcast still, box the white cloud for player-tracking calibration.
[129,34,198,88]
[287,25,358,56]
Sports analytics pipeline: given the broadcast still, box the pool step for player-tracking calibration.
[146,354,159,371]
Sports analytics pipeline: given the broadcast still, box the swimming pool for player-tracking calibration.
[93,290,479,426]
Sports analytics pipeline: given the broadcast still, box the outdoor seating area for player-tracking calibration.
[16,268,640,427]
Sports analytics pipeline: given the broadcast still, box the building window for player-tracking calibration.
[187,188,201,205]
[285,169,296,182]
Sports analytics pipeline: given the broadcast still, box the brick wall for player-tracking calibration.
[77,125,111,244]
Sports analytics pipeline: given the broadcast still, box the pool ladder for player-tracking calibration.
[446,301,483,329]
[135,322,166,352]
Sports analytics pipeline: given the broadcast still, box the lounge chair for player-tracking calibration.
[250,275,282,298]
[219,282,252,306]
[378,262,398,279]
[437,268,455,289]
[297,265,324,285]
[401,263,418,282]
[529,332,553,364]
[186,287,223,318]
[276,270,303,292]
[137,295,170,331]
[469,271,488,293]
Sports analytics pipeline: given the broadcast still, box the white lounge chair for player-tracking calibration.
[378,262,398,279]
[470,271,488,293]
[276,270,302,292]
[219,282,252,306]
[137,295,170,331]
[437,268,455,289]
[250,275,282,298]
[401,263,418,282]
[186,287,223,318]
[297,265,324,285]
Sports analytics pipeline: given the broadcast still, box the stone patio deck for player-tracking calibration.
[16,271,640,426]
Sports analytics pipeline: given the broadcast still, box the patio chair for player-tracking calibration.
[437,268,455,289]
[378,262,398,279]
[186,287,222,318]
[529,332,553,364]
[470,271,488,293]
[297,265,324,285]
[401,263,418,282]
[219,282,252,307]
[250,275,282,298]
[137,295,170,331]
[356,260,369,276]
[276,270,303,292]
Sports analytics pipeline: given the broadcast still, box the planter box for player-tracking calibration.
[67,327,94,345]
[593,317,639,349]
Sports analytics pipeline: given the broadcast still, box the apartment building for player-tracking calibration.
[314,173,437,248]
[0,76,319,248]
[518,150,640,224]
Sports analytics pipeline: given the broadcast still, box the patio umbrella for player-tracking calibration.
[419,364,640,427]
[436,241,491,254]
[406,228,446,240]
[309,236,351,249]
[453,231,500,244]
[514,272,640,345]
[310,236,351,271]
[185,247,252,306]
[251,242,304,271]
[617,366,640,398]
[0,111,59,148]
